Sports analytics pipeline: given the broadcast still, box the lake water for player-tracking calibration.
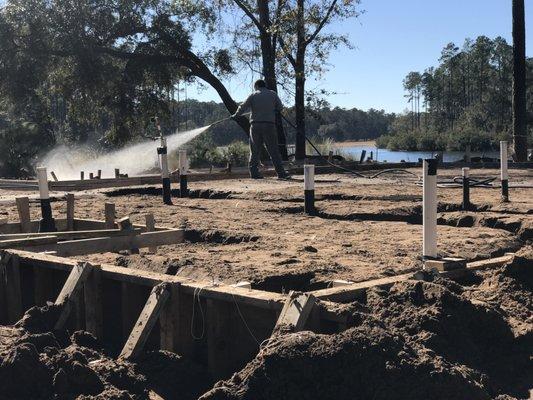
[338,145,500,163]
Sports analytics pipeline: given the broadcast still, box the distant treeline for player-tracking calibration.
[378,36,533,153]
[173,99,394,146]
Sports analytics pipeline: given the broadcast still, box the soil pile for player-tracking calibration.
[200,257,533,400]
[0,305,209,400]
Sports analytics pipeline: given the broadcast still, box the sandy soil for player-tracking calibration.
[0,167,531,289]
[0,166,531,399]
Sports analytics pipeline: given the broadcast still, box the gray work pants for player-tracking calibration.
[249,122,286,177]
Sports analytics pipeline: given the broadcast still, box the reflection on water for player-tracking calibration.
[340,145,499,163]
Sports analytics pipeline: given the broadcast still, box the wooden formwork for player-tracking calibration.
[0,249,346,380]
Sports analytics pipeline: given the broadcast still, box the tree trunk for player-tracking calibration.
[257,0,288,160]
[295,61,306,160]
[512,0,528,161]
[294,0,306,160]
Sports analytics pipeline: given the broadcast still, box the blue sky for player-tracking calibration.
[189,0,532,114]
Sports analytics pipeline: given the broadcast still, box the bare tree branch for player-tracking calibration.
[304,0,338,47]
[232,0,266,35]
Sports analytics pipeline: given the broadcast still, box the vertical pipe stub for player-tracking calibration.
[179,149,188,198]
[304,164,315,215]
[423,159,438,261]
[37,167,56,232]
[500,141,509,202]
[158,137,172,205]
[462,167,470,210]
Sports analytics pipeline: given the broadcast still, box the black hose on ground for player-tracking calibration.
[279,113,417,180]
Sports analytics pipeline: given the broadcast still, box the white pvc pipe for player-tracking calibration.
[36,167,50,200]
[500,141,508,181]
[160,137,169,179]
[304,164,315,191]
[179,149,188,175]
[423,159,437,259]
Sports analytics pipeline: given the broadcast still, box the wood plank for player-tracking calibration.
[0,236,58,250]
[207,298,238,380]
[274,291,315,332]
[33,265,56,306]
[311,254,517,302]
[121,282,148,340]
[145,214,157,253]
[66,193,75,231]
[54,229,182,257]
[84,267,103,338]
[55,232,139,257]
[159,283,180,351]
[54,262,94,330]
[15,197,31,233]
[5,254,23,323]
[119,283,170,359]
[0,229,142,241]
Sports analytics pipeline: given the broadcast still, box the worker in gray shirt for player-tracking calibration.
[232,79,289,179]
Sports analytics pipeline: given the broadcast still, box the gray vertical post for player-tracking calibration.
[304,164,315,215]
[500,141,509,202]
[37,167,56,232]
[462,167,470,210]
[179,150,188,198]
[423,159,438,261]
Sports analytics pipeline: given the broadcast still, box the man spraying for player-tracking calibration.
[232,79,289,179]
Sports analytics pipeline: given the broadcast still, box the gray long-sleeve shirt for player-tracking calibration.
[234,87,283,123]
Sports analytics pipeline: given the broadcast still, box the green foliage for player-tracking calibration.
[221,141,249,166]
[0,118,53,177]
[386,35,533,152]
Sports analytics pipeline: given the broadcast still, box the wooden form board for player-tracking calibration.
[309,254,516,302]
[274,291,316,332]
[0,249,516,379]
[0,229,143,241]
[119,283,170,359]
[54,262,94,329]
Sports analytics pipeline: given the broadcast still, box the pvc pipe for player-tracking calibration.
[36,166,56,232]
[304,164,315,214]
[462,167,470,210]
[500,141,509,202]
[158,137,171,205]
[179,149,188,198]
[423,159,438,259]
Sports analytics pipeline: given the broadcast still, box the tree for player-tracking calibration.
[0,0,250,146]
[276,0,361,160]
[512,0,528,161]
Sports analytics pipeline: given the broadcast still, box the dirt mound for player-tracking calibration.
[0,305,210,400]
[200,270,532,400]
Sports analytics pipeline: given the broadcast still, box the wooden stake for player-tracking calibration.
[274,291,315,332]
[66,193,75,231]
[50,171,59,182]
[159,282,180,351]
[80,171,84,180]
[54,262,93,330]
[104,203,115,229]
[119,283,170,359]
[145,213,156,253]
[15,197,31,233]
[84,266,103,338]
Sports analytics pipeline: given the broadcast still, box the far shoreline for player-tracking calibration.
[335,140,377,148]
